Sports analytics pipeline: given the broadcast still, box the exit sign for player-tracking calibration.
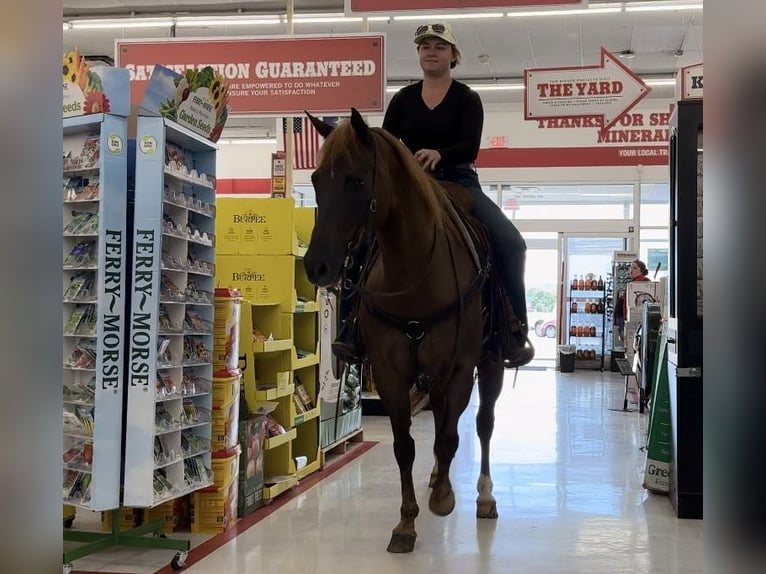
[488,135,507,148]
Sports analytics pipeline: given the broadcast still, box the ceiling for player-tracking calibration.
[63,1,703,131]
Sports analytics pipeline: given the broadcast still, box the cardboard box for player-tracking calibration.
[626,281,664,323]
[215,255,295,311]
[238,414,267,518]
[191,475,239,534]
[216,197,296,256]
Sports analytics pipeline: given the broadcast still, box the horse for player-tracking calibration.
[303,109,506,554]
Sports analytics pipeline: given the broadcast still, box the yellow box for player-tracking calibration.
[216,197,296,256]
[101,507,141,532]
[215,255,295,311]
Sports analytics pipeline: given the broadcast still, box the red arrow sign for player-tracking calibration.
[524,48,651,132]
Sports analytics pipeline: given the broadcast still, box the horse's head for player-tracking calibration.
[304,108,380,288]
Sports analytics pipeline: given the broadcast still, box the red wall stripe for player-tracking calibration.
[215,146,669,193]
[216,178,272,194]
[476,146,669,168]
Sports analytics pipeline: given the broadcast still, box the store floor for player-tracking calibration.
[71,369,703,573]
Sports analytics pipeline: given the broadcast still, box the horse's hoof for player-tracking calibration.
[429,489,456,516]
[428,473,438,488]
[476,500,498,519]
[387,532,416,553]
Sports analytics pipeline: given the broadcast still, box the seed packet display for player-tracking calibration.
[181,432,210,458]
[155,404,178,432]
[63,376,96,403]
[64,241,97,268]
[64,272,96,302]
[63,177,100,202]
[64,211,99,235]
[294,380,314,410]
[65,339,97,369]
[156,371,177,399]
[183,456,211,487]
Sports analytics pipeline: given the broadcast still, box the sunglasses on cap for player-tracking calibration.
[416,23,446,35]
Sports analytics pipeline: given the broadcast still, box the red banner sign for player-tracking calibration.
[116,35,386,115]
[349,0,580,10]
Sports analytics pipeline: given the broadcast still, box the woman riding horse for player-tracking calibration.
[304,109,506,553]
[333,22,534,370]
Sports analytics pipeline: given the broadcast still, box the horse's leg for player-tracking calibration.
[374,366,420,553]
[429,453,438,488]
[428,369,474,516]
[475,354,504,519]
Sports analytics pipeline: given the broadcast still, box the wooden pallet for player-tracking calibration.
[320,428,364,469]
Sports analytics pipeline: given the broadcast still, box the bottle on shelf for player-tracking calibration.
[590,276,598,290]
[597,275,604,291]
[569,323,576,337]
[576,348,583,360]
[570,300,578,314]
[571,275,579,290]
[597,299,604,314]
[590,324,597,337]
[578,276,585,291]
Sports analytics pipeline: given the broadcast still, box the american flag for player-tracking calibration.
[282,116,340,170]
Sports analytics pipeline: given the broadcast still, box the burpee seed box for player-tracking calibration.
[216,198,295,256]
[215,255,295,311]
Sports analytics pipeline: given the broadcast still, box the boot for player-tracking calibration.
[503,319,535,369]
[332,316,365,363]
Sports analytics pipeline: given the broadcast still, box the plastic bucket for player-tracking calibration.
[214,288,242,374]
[559,345,576,373]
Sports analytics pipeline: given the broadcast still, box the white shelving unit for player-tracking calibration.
[62,112,128,511]
[124,116,218,507]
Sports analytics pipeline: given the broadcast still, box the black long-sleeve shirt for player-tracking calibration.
[382,80,483,168]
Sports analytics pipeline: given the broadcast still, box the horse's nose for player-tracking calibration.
[305,258,331,287]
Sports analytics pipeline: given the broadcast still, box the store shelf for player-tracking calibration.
[255,382,295,402]
[263,476,298,501]
[294,406,320,427]
[253,338,294,354]
[264,428,297,451]
[297,459,321,480]
[124,114,217,508]
[62,111,128,512]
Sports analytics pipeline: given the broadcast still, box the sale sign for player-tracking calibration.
[348,0,581,11]
[524,48,651,132]
[116,34,386,115]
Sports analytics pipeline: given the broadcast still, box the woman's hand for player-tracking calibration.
[414,148,442,171]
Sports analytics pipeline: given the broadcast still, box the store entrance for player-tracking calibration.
[523,233,559,365]
[560,234,629,368]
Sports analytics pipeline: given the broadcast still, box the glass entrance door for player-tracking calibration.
[561,235,628,369]
[523,233,559,364]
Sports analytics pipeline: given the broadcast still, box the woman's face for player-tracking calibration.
[417,38,454,74]
[629,262,642,279]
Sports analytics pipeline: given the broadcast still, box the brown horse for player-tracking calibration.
[304,109,505,553]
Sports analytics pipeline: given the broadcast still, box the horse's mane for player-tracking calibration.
[318,120,464,234]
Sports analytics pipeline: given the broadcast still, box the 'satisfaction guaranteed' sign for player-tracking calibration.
[348,0,581,10]
[524,48,651,132]
[117,35,386,115]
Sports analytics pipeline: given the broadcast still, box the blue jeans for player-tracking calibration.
[434,166,528,326]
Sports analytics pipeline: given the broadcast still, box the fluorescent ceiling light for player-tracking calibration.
[63,22,71,31]
[507,7,621,17]
[70,18,174,29]
[471,84,525,91]
[293,17,363,23]
[175,16,281,27]
[624,2,703,12]
[367,16,391,21]
[393,13,504,20]
[643,78,676,86]
[219,138,277,145]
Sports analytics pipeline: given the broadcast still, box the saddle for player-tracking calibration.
[438,181,521,363]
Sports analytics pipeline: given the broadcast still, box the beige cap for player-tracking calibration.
[414,23,457,46]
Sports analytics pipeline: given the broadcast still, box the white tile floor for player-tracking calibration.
[70,368,703,573]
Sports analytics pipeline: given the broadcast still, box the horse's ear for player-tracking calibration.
[305,111,334,139]
[350,108,372,144]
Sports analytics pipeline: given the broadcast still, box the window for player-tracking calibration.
[639,228,669,278]
[640,183,670,227]
[500,184,634,220]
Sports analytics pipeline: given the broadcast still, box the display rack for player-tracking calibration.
[62,112,128,513]
[607,250,638,369]
[124,116,217,508]
[566,276,607,370]
[217,198,322,503]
